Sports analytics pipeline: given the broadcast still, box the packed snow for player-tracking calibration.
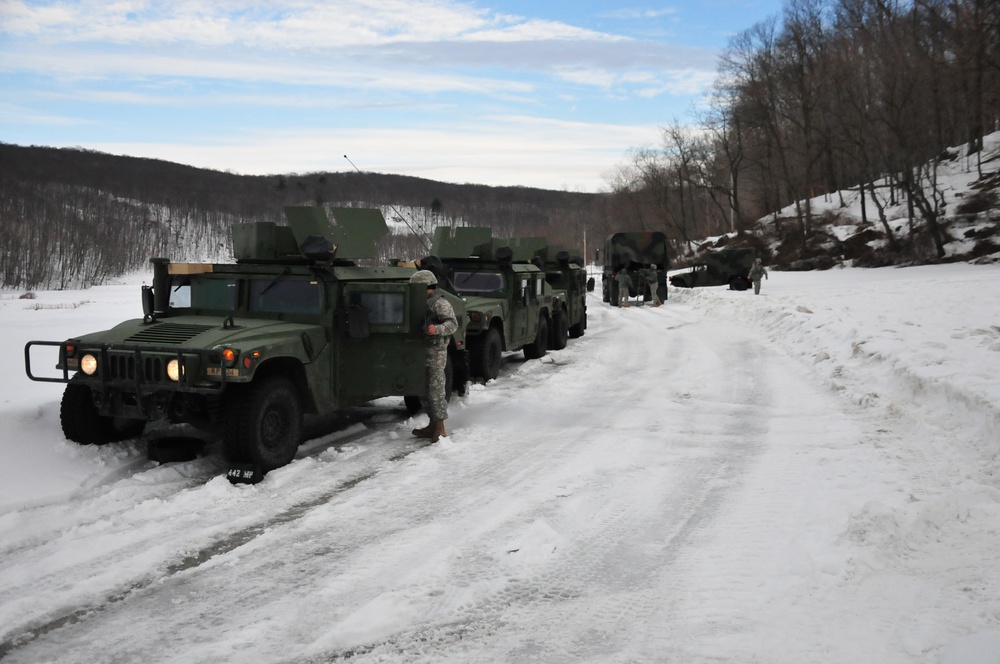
[1,264,999,663]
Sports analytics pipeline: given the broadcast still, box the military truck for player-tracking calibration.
[24,206,469,474]
[425,227,554,381]
[601,231,668,306]
[513,238,587,349]
[668,248,755,291]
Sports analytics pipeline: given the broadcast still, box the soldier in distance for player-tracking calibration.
[643,264,662,307]
[615,265,633,308]
[748,257,769,295]
[410,269,458,442]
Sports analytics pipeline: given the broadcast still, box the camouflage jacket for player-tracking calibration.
[614,271,632,290]
[426,292,458,348]
[748,264,768,280]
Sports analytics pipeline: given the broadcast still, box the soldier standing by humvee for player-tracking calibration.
[748,258,768,295]
[615,267,633,308]
[410,270,458,442]
[643,264,662,307]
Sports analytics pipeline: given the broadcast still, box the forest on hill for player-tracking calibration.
[0,144,606,290]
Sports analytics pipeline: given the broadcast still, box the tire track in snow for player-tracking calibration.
[299,304,774,662]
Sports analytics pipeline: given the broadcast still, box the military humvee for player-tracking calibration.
[24,206,469,474]
[668,248,755,290]
[601,231,669,306]
[513,238,587,348]
[425,227,554,381]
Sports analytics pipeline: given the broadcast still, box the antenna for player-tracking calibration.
[343,155,432,253]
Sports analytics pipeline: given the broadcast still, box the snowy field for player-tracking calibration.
[1,264,999,663]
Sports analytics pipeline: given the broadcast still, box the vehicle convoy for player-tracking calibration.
[513,238,587,349]
[668,248,755,291]
[423,226,556,382]
[24,206,469,474]
[601,231,669,306]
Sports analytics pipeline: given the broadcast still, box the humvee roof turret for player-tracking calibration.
[25,206,469,478]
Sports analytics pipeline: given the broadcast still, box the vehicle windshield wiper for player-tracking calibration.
[259,267,291,296]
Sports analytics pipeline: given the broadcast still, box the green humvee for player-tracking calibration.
[426,227,554,381]
[511,238,587,348]
[24,207,468,474]
[601,231,669,306]
[668,248,755,290]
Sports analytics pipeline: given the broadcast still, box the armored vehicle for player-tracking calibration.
[668,248,755,291]
[25,207,469,473]
[512,238,587,349]
[601,231,668,306]
[425,227,554,381]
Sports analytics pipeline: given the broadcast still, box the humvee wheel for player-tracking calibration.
[60,381,144,445]
[472,327,503,381]
[404,395,422,414]
[523,315,549,360]
[550,312,569,350]
[223,377,302,471]
[730,276,750,291]
[569,310,586,339]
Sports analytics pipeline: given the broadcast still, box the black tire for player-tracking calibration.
[569,310,586,339]
[523,316,549,360]
[403,395,422,414]
[730,276,750,291]
[60,381,144,445]
[550,312,569,350]
[472,327,503,381]
[223,377,302,471]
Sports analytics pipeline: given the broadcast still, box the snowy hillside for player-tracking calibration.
[690,131,1000,271]
[1,265,999,663]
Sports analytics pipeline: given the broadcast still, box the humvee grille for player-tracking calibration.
[126,323,214,345]
[108,354,165,383]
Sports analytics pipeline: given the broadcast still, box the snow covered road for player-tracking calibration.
[1,265,999,662]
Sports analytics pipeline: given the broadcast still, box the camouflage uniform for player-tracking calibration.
[615,270,633,307]
[643,265,662,306]
[424,291,458,421]
[748,260,768,295]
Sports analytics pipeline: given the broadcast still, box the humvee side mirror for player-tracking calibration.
[141,285,156,324]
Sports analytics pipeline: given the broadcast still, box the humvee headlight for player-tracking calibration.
[166,358,183,382]
[80,354,98,376]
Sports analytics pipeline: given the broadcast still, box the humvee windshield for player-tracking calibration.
[249,279,322,314]
[169,277,238,310]
[453,271,504,294]
[545,273,567,289]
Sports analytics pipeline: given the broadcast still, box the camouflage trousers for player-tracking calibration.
[425,344,449,421]
[752,279,762,295]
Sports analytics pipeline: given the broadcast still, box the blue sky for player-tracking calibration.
[0,0,784,192]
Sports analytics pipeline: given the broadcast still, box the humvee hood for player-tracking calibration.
[75,316,322,348]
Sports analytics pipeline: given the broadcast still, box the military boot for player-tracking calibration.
[412,419,436,438]
[431,419,447,443]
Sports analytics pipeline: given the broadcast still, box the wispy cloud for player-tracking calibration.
[80,115,661,190]
[0,0,734,190]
